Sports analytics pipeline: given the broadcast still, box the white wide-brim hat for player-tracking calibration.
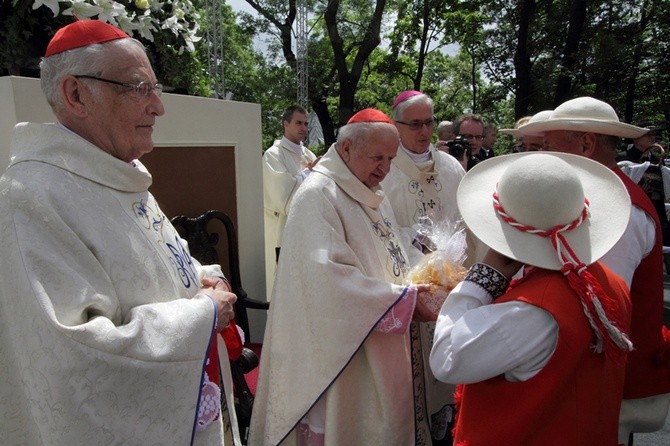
[518,97,648,139]
[500,110,553,137]
[457,152,631,270]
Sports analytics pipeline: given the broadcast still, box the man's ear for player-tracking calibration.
[581,132,598,157]
[61,76,90,118]
[339,139,352,162]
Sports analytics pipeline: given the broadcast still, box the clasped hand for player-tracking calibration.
[200,276,237,332]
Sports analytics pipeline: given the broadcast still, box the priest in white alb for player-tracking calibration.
[262,105,319,299]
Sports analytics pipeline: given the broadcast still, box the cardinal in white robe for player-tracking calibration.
[0,20,239,446]
[249,108,436,445]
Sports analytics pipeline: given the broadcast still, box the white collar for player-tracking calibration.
[400,144,431,163]
[281,136,304,155]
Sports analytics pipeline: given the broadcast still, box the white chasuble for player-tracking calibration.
[0,123,238,446]
[381,144,467,442]
[263,139,317,300]
[381,145,464,266]
[249,145,421,445]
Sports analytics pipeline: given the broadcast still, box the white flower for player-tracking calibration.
[135,10,158,41]
[31,0,201,53]
[62,1,104,18]
[149,0,164,12]
[94,0,128,25]
[31,0,61,16]
[161,15,181,37]
[116,11,142,34]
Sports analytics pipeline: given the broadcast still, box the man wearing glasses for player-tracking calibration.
[383,91,466,264]
[0,20,239,445]
[453,114,486,171]
[381,90,467,445]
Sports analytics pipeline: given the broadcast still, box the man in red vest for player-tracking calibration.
[519,97,670,444]
[431,152,634,444]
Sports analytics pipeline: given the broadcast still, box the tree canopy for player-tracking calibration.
[2,0,669,153]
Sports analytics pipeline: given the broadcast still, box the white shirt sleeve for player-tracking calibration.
[600,205,656,288]
[430,280,558,384]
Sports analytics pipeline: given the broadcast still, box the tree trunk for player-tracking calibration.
[312,96,336,147]
[553,0,587,106]
[513,0,535,118]
[623,0,650,123]
[325,0,386,127]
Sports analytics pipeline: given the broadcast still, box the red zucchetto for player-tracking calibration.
[347,108,393,124]
[45,20,129,57]
[391,90,423,110]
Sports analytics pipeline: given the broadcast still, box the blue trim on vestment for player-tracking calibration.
[276,285,411,444]
[190,296,218,446]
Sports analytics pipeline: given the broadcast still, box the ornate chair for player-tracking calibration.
[171,210,269,444]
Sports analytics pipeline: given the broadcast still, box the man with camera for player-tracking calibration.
[453,114,486,171]
[441,136,471,171]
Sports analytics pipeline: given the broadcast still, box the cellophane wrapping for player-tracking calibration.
[407,220,468,316]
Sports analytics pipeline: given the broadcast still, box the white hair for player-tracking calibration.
[40,38,146,113]
[391,93,434,122]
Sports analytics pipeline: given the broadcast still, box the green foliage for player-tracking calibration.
[5,0,670,146]
[1,0,213,94]
[0,0,71,76]
[148,42,211,96]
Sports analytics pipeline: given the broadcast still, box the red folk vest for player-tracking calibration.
[453,266,631,446]
[613,169,670,399]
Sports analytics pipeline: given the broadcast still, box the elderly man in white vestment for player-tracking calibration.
[248,108,437,445]
[263,105,319,299]
[0,20,240,446]
[381,90,470,444]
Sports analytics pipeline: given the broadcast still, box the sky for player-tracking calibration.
[223,1,459,57]
[227,0,256,15]
[226,0,275,53]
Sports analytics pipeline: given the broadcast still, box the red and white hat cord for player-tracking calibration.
[493,187,632,359]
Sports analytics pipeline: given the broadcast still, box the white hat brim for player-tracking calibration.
[457,152,631,270]
[519,119,648,139]
[499,128,544,137]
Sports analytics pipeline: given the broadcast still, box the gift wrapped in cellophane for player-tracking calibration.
[407,219,468,316]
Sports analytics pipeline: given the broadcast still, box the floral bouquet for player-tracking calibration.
[407,218,468,317]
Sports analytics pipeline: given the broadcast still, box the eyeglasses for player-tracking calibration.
[395,117,436,131]
[74,75,163,98]
[460,133,484,141]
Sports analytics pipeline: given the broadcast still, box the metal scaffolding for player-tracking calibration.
[296,0,308,109]
[206,0,225,99]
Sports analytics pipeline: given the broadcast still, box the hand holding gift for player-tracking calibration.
[407,220,468,319]
[412,283,436,322]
